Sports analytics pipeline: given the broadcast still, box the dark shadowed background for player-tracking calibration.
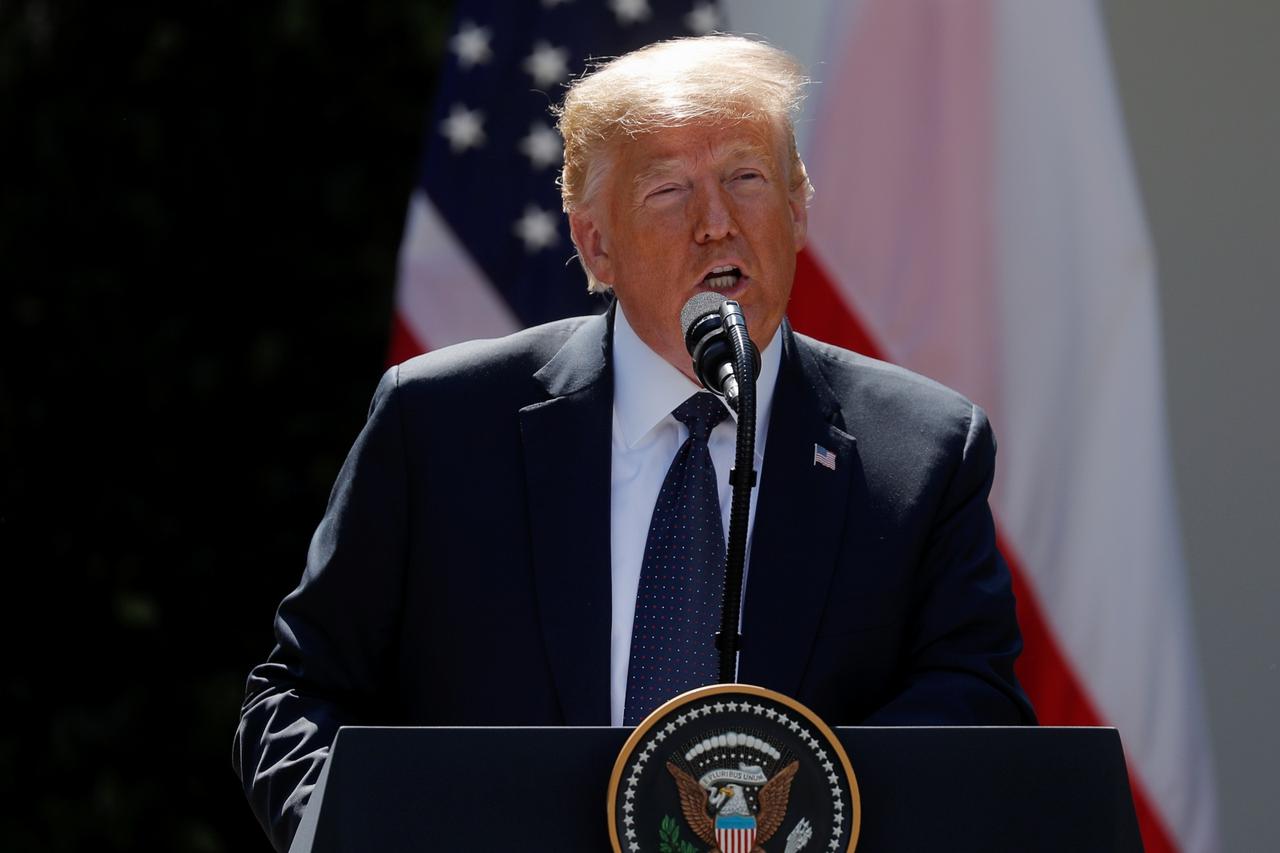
[2,2,452,849]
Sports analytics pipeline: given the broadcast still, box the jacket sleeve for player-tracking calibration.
[863,404,1036,726]
[232,365,411,852]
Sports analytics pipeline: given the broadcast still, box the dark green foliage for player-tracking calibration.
[659,814,700,853]
[1,1,452,849]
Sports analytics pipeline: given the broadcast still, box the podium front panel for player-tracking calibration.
[293,726,1140,852]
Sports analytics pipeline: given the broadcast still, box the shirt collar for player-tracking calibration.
[612,302,782,453]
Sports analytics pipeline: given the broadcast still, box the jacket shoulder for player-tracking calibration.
[397,316,597,386]
[358,315,602,424]
[794,333,981,427]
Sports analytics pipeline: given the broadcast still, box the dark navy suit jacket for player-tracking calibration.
[233,312,1034,851]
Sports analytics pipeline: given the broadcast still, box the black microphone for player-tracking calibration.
[680,292,760,411]
[680,291,762,681]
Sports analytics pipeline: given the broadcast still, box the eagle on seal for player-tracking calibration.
[666,759,800,853]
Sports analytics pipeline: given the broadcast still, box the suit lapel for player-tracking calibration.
[738,328,856,698]
[519,312,614,725]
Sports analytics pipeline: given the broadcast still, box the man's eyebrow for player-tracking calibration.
[718,140,774,166]
[632,159,683,189]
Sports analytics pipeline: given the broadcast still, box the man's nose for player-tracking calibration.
[693,184,737,244]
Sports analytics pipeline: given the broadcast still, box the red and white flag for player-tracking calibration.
[767,2,1220,851]
[392,2,1219,851]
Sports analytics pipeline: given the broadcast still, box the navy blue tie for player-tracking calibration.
[623,392,730,726]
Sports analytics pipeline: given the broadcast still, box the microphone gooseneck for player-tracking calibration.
[678,292,761,683]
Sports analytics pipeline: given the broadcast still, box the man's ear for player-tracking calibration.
[788,188,808,252]
[569,209,613,285]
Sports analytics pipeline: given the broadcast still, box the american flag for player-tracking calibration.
[389,0,726,362]
[812,443,836,471]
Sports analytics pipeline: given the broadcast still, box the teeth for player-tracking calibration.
[702,265,742,289]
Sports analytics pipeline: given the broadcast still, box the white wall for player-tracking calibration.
[1103,3,1280,850]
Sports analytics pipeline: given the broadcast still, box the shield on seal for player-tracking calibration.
[715,815,757,853]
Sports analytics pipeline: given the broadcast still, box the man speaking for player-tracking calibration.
[234,35,1034,852]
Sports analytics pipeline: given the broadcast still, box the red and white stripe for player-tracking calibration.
[716,826,757,853]
[389,192,519,364]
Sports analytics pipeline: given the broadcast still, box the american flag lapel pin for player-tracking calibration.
[813,443,837,471]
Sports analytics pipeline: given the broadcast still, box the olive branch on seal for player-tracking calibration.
[658,815,698,853]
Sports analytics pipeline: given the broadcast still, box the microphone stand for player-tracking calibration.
[715,305,758,684]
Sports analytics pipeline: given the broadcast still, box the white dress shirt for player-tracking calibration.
[608,304,782,726]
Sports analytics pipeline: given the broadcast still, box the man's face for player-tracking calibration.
[569,120,808,379]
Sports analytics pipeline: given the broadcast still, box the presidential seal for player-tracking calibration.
[608,685,860,853]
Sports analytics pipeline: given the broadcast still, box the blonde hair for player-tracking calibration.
[553,35,813,293]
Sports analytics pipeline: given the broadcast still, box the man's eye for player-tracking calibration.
[735,171,763,183]
[646,186,681,200]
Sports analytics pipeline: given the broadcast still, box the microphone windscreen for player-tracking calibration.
[680,291,728,339]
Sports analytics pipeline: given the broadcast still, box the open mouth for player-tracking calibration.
[701,265,743,290]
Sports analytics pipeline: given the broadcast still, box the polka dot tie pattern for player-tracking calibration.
[623,392,730,726]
